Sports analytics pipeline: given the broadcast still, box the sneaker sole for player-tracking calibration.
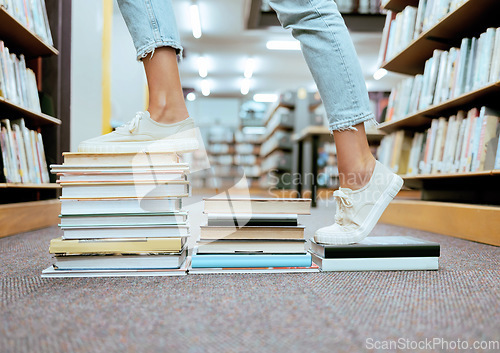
[315,173,404,245]
[78,139,200,153]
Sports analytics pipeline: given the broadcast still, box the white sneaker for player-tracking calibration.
[314,160,403,245]
[78,111,200,153]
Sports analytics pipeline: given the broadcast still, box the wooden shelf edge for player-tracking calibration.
[382,0,419,12]
[0,199,60,238]
[0,6,58,57]
[378,81,500,132]
[379,199,500,246]
[0,96,61,125]
[400,170,500,180]
[0,183,60,189]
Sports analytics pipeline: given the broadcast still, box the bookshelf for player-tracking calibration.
[0,1,71,238]
[382,0,500,75]
[376,0,500,245]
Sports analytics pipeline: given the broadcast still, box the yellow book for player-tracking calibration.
[49,237,186,255]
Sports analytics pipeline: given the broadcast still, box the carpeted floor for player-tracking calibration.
[1,197,499,353]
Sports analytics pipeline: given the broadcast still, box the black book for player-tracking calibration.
[207,213,298,227]
[309,236,440,259]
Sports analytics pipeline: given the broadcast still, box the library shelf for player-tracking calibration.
[0,97,62,126]
[380,199,500,246]
[0,183,61,189]
[382,0,419,12]
[381,0,500,75]
[377,80,500,133]
[400,170,500,180]
[0,6,58,58]
[0,199,60,238]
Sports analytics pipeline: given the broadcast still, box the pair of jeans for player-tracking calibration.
[117,0,376,131]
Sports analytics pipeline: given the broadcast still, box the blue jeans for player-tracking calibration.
[117,0,375,131]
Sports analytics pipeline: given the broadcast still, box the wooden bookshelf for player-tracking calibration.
[0,183,61,189]
[0,1,71,238]
[0,96,61,125]
[400,170,500,180]
[382,0,419,12]
[378,80,500,132]
[382,0,500,75]
[0,5,59,57]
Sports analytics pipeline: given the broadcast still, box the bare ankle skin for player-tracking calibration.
[148,105,189,124]
[338,155,376,190]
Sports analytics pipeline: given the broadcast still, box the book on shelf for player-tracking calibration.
[1,0,54,45]
[0,41,42,112]
[59,212,188,227]
[0,118,49,183]
[50,236,187,255]
[54,247,188,270]
[377,106,500,175]
[383,27,500,123]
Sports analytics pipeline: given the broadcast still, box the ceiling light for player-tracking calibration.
[241,78,250,95]
[244,58,255,79]
[197,56,208,78]
[190,3,202,39]
[201,79,210,96]
[253,93,278,103]
[186,92,196,101]
[373,68,387,80]
[266,40,301,51]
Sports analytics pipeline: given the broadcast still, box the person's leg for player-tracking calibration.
[269,0,403,244]
[269,0,377,191]
[78,0,199,153]
[117,0,188,124]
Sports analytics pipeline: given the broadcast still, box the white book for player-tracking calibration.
[197,240,306,254]
[423,119,439,174]
[441,47,458,102]
[433,50,449,106]
[479,28,496,87]
[464,37,478,94]
[11,123,30,182]
[426,50,443,107]
[311,254,439,271]
[60,180,189,199]
[60,197,183,215]
[453,114,468,173]
[51,164,189,173]
[454,38,471,97]
[407,132,420,175]
[440,115,456,173]
[42,264,188,278]
[489,28,500,83]
[419,58,434,110]
[59,212,188,227]
[472,33,486,91]
[431,117,448,173]
[61,224,190,239]
[413,0,427,40]
[408,74,423,114]
[57,170,186,183]
[54,249,188,270]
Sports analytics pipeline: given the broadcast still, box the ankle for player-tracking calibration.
[148,105,189,124]
[339,156,376,190]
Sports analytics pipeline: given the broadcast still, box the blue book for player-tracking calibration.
[191,252,312,268]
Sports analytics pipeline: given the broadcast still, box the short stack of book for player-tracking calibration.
[42,151,192,278]
[309,236,440,271]
[190,198,319,274]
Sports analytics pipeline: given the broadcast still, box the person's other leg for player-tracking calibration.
[117,0,188,124]
[269,0,403,244]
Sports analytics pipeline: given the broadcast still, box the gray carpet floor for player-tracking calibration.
[1,196,499,353]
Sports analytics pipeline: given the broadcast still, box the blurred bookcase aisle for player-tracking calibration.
[0,0,71,238]
[376,0,500,245]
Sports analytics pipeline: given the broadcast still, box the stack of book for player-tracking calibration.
[310,236,440,271]
[190,198,319,274]
[377,106,500,175]
[42,151,192,278]
[0,118,49,183]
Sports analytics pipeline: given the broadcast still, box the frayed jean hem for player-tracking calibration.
[328,112,378,132]
[136,40,183,61]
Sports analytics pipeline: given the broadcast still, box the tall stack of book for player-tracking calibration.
[190,198,319,274]
[42,151,192,278]
[310,236,440,271]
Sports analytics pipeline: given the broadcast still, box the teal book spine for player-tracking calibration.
[191,253,312,268]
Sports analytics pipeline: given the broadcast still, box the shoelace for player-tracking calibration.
[333,187,353,226]
[116,111,145,134]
